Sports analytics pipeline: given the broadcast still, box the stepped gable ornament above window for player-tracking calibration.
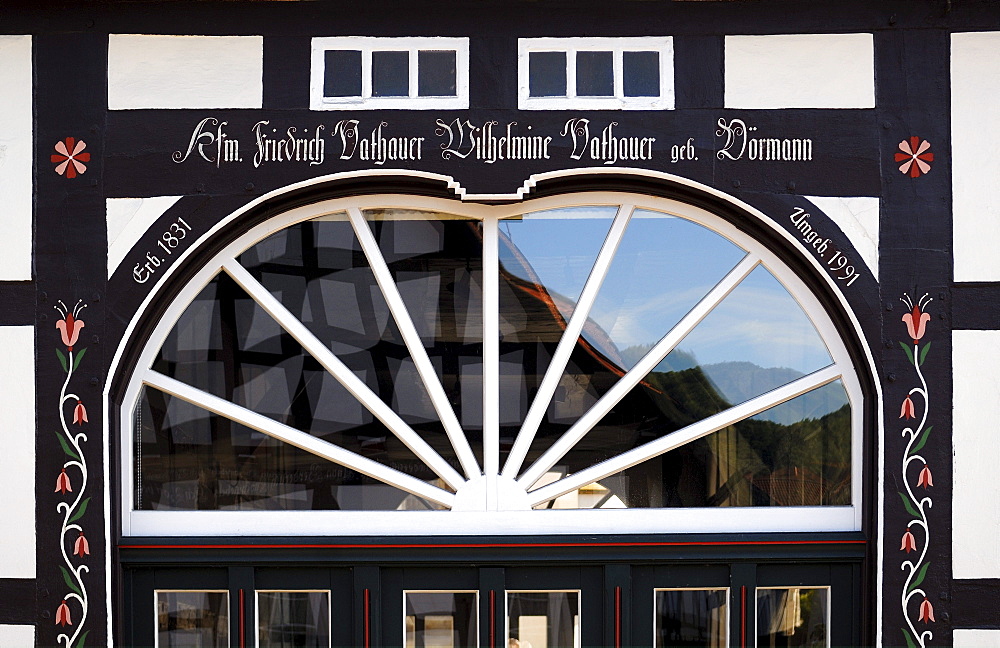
[310,37,470,110]
[119,194,863,538]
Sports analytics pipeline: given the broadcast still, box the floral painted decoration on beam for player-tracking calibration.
[898,292,935,648]
[51,138,91,179]
[54,299,91,648]
[895,137,934,178]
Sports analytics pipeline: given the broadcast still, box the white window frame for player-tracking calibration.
[755,585,832,648]
[518,37,674,110]
[154,590,230,648]
[652,587,730,648]
[310,37,469,110]
[120,192,864,538]
[403,590,479,648]
[506,589,582,648]
[255,590,332,648]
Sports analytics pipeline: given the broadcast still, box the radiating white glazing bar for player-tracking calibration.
[518,253,759,490]
[501,204,635,479]
[223,259,466,491]
[144,370,456,508]
[346,207,481,479]
[526,365,842,507]
[483,215,500,509]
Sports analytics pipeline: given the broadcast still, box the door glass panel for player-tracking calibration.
[507,591,580,648]
[257,591,330,648]
[404,591,477,648]
[654,589,727,648]
[156,590,228,648]
[756,588,829,647]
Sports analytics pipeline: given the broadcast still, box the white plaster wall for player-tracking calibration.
[108,35,263,109]
[954,630,1000,647]
[0,327,35,579]
[0,625,34,648]
[952,32,1000,281]
[0,36,33,281]
[806,196,880,278]
[953,330,1000,578]
[107,196,182,277]
[725,34,875,109]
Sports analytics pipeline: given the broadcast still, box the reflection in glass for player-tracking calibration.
[156,591,228,648]
[405,592,477,648]
[258,591,330,648]
[534,380,851,509]
[507,591,579,648]
[135,387,447,511]
[757,588,829,647]
[654,589,727,648]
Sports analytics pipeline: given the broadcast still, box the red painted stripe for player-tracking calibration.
[489,589,495,648]
[614,586,621,648]
[740,585,746,648]
[120,539,864,550]
[238,588,245,648]
[364,588,370,648]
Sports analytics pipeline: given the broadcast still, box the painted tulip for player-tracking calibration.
[55,600,72,626]
[56,313,85,351]
[55,468,72,494]
[918,598,935,623]
[902,305,931,345]
[73,401,87,425]
[900,395,916,420]
[901,529,917,553]
[918,465,933,488]
[74,532,90,557]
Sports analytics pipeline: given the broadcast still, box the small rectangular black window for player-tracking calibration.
[372,50,409,97]
[324,50,362,97]
[418,50,457,96]
[623,51,660,97]
[529,51,567,97]
[576,50,614,96]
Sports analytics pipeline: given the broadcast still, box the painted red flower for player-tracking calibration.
[900,395,916,420]
[918,465,933,488]
[918,598,935,623]
[55,468,72,494]
[895,137,934,178]
[56,313,85,352]
[55,600,72,626]
[50,137,90,178]
[73,401,88,425]
[73,532,90,557]
[902,305,931,345]
[901,529,917,553]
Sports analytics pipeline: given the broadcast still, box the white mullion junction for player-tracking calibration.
[222,259,466,491]
[346,207,482,479]
[526,364,843,507]
[501,203,635,480]
[518,253,761,490]
[143,370,457,509]
[483,215,500,509]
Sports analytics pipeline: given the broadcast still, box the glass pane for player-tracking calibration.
[519,211,747,472]
[373,50,409,96]
[533,379,850,509]
[507,591,579,648]
[529,51,567,97]
[418,50,457,96]
[498,207,617,465]
[136,386,448,511]
[156,591,228,648]
[654,589,727,648]
[405,592,477,648]
[362,209,484,465]
[757,588,829,647]
[623,51,660,97]
[324,50,362,97]
[575,51,613,97]
[258,591,330,648]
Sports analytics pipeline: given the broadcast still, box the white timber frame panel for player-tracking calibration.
[954,630,1000,647]
[107,197,183,278]
[0,36,33,281]
[108,35,263,110]
[119,192,864,537]
[805,196,880,279]
[953,330,1000,578]
[952,31,1000,281]
[0,625,36,648]
[724,34,875,109]
[0,327,35,577]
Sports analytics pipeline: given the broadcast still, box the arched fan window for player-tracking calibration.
[122,193,862,536]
